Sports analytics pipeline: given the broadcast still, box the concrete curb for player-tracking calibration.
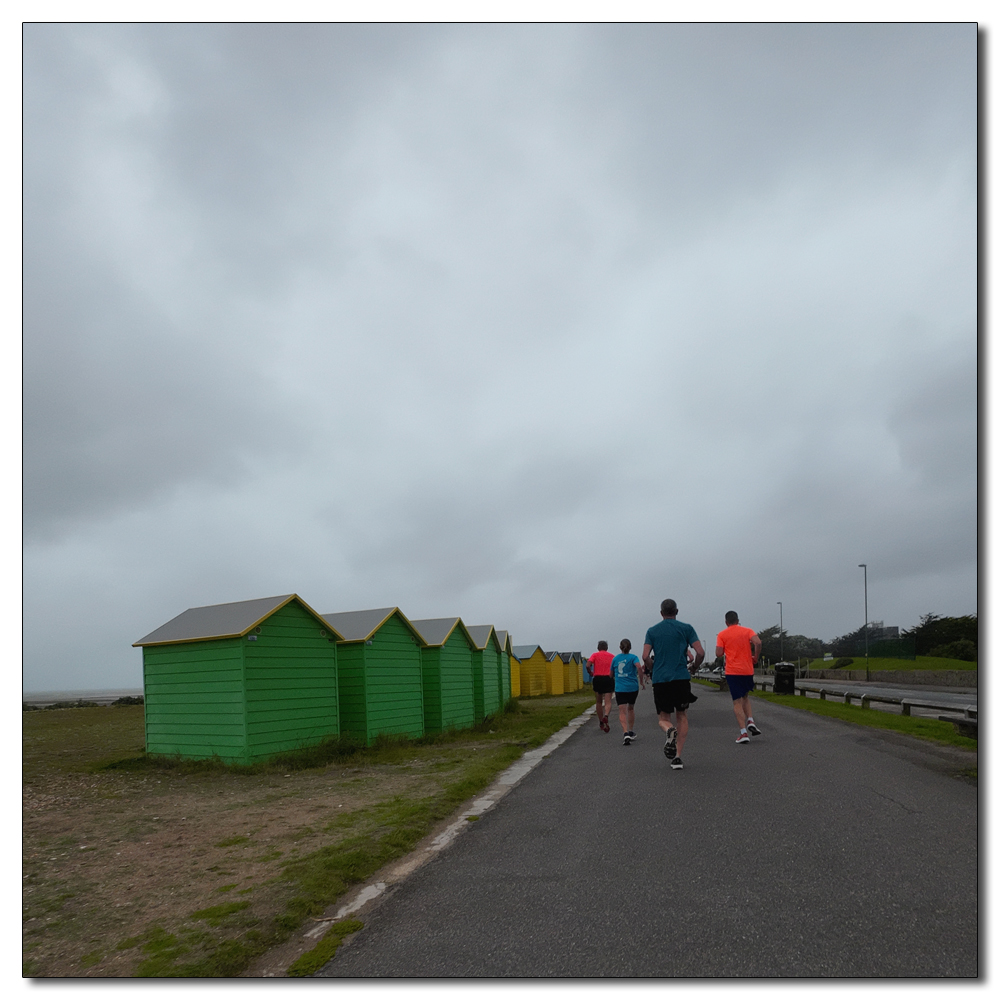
[301,705,597,939]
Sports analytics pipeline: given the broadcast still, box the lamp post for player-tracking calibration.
[858,563,869,682]
[777,602,783,662]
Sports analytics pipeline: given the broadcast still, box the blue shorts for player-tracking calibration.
[727,674,755,700]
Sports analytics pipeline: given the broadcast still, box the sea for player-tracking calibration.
[22,688,144,707]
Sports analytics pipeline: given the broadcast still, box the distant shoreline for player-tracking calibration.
[23,689,143,708]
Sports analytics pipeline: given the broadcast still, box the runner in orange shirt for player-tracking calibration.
[715,611,763,744]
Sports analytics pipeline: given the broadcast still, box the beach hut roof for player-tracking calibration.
[410,616,475,648]
[495,629,508,647]
[511,644,543,660]
[320,607,423,643]
[133,594,340,647]
[464,624,498,650]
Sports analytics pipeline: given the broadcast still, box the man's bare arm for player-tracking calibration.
[690,640,705,671]
[642,643,653,670]
[751,635,762,663]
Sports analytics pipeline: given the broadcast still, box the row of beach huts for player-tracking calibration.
[133,594,587,765]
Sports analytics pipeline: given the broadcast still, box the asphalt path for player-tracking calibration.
[318,686,978,978]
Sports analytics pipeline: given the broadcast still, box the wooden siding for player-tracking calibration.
[143,638,247,762]
[422,629,475,734]
[499,650,511,703]
[561,660,574,692]
[360,613,424,744]
[243,601,339,760]
[510,658,520,698]
[336,642,369,740]
[562,657,581,692]
[546,657,565,696]
[472,640,501,720]
[519,650,549,697]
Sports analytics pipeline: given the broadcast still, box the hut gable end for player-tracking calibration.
[139,595,341,764]
[243,601,339,758]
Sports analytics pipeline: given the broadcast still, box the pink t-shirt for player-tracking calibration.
[588,650,614,676]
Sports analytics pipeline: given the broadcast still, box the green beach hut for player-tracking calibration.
[133,594,343,764]
[495,629,513,703]
[465,624,503,721]
[411,617,478,734]
[321,607,425,745]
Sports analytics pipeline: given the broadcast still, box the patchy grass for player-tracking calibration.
[804,655,976,672]
[752,689,978,750]
[24,692,592,978]
[286,919,363,977]
[23,705,147,781]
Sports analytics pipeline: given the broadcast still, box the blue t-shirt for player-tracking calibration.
[611,653,641,692]
[644,618,700,684]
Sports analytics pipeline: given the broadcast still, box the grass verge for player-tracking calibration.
[803,655,976,672]
[751,689,977,751]
[286,920,363,977]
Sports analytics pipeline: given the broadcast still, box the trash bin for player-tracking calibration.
[773,662,796,695]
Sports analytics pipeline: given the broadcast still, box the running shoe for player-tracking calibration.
[600,717,610,733]
[736,732,750,744]
[747,722,762,736]
[622,733,632,745]
[670,757,684,770]
[663,727,677,759]
[628,731,637,741]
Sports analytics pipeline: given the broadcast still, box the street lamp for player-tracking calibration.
[858,564,869,682]
[777,602,783,662]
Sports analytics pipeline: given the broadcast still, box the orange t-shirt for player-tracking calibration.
[716,624,757,676]
[588,650,614,676]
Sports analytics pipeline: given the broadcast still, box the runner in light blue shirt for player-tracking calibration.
[611,639,645,745]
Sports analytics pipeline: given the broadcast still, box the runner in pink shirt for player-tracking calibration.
[586,641,615,733]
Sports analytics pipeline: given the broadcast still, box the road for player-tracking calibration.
[318,686,978,977]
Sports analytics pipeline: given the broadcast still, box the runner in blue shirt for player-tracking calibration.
[611,640,644,745]
[642,598,705,770]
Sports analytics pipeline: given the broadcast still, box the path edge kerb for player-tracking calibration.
[307,707,596,934]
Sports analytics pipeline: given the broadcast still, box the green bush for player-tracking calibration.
[928,639,977,662]
[832,657,854,669]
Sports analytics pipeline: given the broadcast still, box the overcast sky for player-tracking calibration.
[23,23,976,692]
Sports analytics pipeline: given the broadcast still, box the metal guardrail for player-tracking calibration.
[752,680,977,736]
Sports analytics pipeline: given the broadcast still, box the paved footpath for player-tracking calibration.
[318,687,978,978]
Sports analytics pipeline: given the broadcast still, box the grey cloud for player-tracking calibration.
[22,24,976,691]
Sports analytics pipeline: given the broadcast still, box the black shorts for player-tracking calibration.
[592,675,614,694]
[653,680,697,716]
[615,690,638,706]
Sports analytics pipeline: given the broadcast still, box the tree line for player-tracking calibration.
[731,613,978,665]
